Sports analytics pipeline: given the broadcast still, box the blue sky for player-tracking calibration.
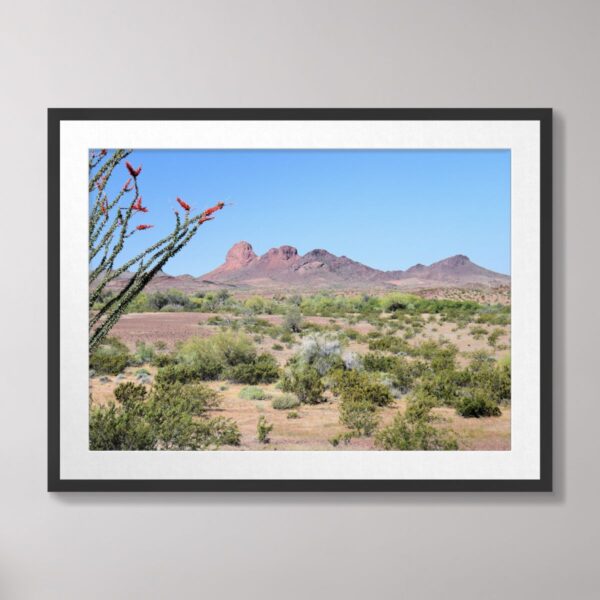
[91,149,510,276]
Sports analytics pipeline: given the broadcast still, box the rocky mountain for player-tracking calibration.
[198,241,510,290]
[103,242,509,293]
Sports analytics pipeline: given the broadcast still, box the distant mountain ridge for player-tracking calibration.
[104,241,508,293]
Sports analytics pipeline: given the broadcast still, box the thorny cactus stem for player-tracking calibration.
[89,149,226,352]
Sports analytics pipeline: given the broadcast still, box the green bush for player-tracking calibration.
[150,352,177,368]
[280,364,325,404]
[90,381,239,450]
[413,340,458,371]
[147,289,192,311]
[239,386,269,401]
[90,403,155,450]
[375,395,458,450]
[283,307,303,333]
[155,362,218,385]
[89,337,131,375]
[225,353,279,384]
[362,352,399,373]
[418,368,470,407]
[469,325,487,340]
[257,416,273,444]
[339,399,379,436]
[456,388,502,418]
[271,393,300,410]
[286,410,300,419]
[331,370,393,407]
[382,292,419,312]
[467,353,511,404]
[487,328,504,348]
[114,382,147,408]
[368,335,410,354]
[133,341,156,365]
[178,330,255,370]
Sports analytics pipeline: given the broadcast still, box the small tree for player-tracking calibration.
[89,149,226,351]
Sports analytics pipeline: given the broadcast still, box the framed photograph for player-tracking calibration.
[48,108,552,492]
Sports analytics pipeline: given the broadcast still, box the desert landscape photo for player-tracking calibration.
[89,148,511,451]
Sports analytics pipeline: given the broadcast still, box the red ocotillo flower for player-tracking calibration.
[125,161,142,178]
[176,197,191,211]
[198,215,215,225]
[201,201,225,217]
[100,199,108,215]
[132,196,148,213]
[136,224,153,230]
[122,178,133,192]
[99,149,107,157]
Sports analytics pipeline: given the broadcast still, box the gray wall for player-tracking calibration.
[0,1,597,598]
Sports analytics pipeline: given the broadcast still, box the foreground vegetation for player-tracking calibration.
[90,290,511,450]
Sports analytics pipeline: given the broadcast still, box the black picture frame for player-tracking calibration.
[48,108,552,492]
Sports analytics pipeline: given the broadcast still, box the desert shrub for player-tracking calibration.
[279,331,294,344]
[92,380,226,450]
[456,388,502,418]
[137,383,237,449]
[375,394,458,451]
[114,382,147,408]
[283,307,303,333]
[363,353,422,394]
[271,393,300,410]
[467,353,511,404]
[392,358,425,393]
[329,432,354,447]
[363,352,398,373]
[133,341,156,365]
[239,386,269,401]
[150,352,177,368]
[89,337,131,375]
[244,295,268,314]
[487,328,504,348]
[178,330,255,369]
[339,399,379,436]
[414,340,458,371]
[257,416,273,443]
[287,410,300,419]
[469,325,487,340]
[344,328,361,341]
[295,334,344,375]
[342,351,362,370]
[368,335,410,354]
[197,416,241,446]
[155,362,218,385]
[280,364,325,404]
[147,289,191,311]
[331,370,393,407]
[418,368,470,406]
[226,353,279,384]
[272,343,284,351]
[125,292,150,313]
[382,292,420,312]
[89,403,155,450]
[176,330,273,382]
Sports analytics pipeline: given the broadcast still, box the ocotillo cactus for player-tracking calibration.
[89,149,225,352]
